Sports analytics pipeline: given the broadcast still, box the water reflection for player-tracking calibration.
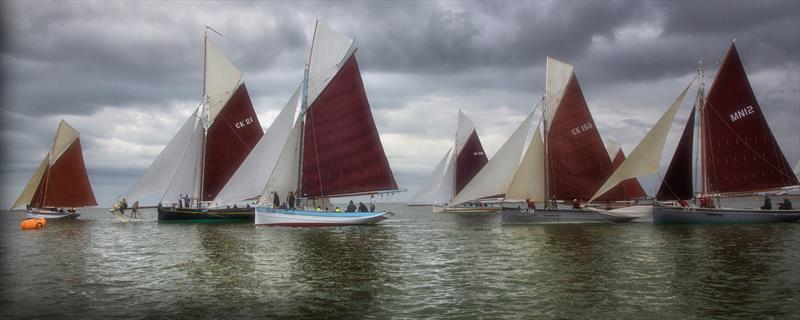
[287,227,392,318]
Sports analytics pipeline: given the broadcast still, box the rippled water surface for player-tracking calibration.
[2,204,799,319]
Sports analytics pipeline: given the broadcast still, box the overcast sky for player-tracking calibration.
[1,1,798,208]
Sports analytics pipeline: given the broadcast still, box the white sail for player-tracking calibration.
[433,151,457,205]
[50,120,80,164]
[306,21,355,108]
[205,36,243,123]
[212,86,300,206]
[455,110,477,154]
[408,148,453,205]
[162,112,204,205]
[450,111,534,206]
[794,160,800,179]
[506,127,546,201]
[544,57,574,131]
[589,80,693,202]
[125,109,202,204]
[10,155,49,210]
[259,117,303,204]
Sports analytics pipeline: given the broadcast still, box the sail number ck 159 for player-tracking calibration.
[571,122,594,136]
[235,117,254,129]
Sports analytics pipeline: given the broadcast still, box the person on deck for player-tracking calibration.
[346,201,357,212]
[526,198,535,209]
[184,194,190,208]
[287,192,296,210]
[358,202,368,212]
[761,195,772,210]
[178,194,183,208]
[700,195,714,208]
[272,191,280,208]
[131,200,139,219]
[335,207,341,212]
[369,195,376,212]
[779,197,793,210]
[572,199,581,209]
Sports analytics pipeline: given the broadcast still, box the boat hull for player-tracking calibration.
[653,205,800,224]
[501,208,637,224]
[157,207,254,222]
[255,206,390,226]
[432,205,499,214]
[26,209,80,220]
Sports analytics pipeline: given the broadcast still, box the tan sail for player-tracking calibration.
[10,155,49,210]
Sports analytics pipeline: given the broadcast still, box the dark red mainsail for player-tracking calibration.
[547,74,623,201]
[31,138,97,208]
[455,130,488,194]
[702,43,798,194]
[202,84,264,201]
[301,55,398,198]
[657,108,696,201]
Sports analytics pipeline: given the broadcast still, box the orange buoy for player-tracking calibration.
[20,218,46,230]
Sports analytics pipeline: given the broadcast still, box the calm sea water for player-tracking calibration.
[1,204,799,319]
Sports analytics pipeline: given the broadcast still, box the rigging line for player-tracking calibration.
[704,101,797,182]
[308,109,325,197]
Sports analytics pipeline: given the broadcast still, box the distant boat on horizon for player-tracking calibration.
[11,119,97,219]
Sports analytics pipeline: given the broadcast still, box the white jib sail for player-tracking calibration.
[125,109,202,204]
[506,127,546,202]
[450,111,534,206]
[589,80,694,202]
[306,21,355,108]
[50,119,80,165]
[162,111,204,205]
[433,150,457,205]
[259,116,303,205]
[205,36,243,123]
[11,155,49,210]
[212,86,300,207]
[544,57,574,131]
[408,148,453,205]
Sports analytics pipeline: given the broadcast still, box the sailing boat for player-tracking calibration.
[406,148,452,206]
[11,120,97,219]
[121,28,264,221]
[430,110,495,213]
[254,21,400,226]
[500,57,638,224]
[652,42,800,224]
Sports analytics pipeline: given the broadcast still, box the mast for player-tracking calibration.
[296,20,317,199]
[199,29,208,204]
[697,62,707,196]
[542,97,551,209]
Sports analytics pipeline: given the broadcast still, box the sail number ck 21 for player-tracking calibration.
[235,117,254,129]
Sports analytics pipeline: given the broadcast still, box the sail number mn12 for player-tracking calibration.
[235,117,254,129]
[729,105,755,122]
[571,122,594,136]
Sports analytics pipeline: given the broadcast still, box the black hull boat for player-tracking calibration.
[157,206,254,222]
[501,207,637,224]
[653,204,800,225]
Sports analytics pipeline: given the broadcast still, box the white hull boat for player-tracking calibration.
[432,205,499,214]
[501,208,637,224]
[26,208,80,220]
[255,206,390,226]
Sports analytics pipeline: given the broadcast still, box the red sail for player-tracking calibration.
[547,74,622,201]
[657,108,696,200]
[455,130,488,194]
[31,139,97,208]
[702,43,798,194]
[609,149,648,200]
[203,84,264,201]
[301,55,398,198]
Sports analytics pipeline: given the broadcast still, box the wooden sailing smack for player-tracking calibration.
[500,57,642,224]
[11,120,97,219]
[652,42,800,224]
[121,28,263,221]
[254,21,401,226]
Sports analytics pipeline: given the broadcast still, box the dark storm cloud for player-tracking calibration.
[1,0,798,206]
